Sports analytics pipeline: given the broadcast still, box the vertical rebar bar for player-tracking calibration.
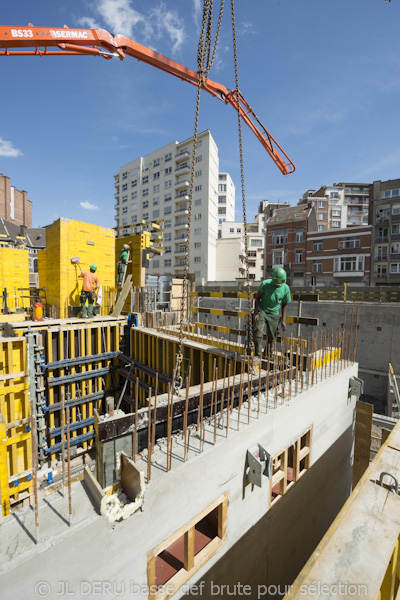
[147,387,152,483]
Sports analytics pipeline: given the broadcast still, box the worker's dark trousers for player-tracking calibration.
[80,291,94,318]
[254,310,280,356]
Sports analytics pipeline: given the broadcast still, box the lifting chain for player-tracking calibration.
[176,0,225,391]
[230,0,254,357]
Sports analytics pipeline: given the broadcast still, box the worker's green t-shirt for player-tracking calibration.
[258,279,291,314]
[119,249,129,262]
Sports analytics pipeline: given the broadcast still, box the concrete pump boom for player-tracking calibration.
[0,24,295,175]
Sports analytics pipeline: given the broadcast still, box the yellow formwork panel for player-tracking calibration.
[37,248,47,290]
[39,218,116,317]
[0,337,32,515]
[0,248,30,310]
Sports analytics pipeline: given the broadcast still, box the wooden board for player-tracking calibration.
[352,400,373,489]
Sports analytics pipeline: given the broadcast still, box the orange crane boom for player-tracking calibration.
[0,24,295,175]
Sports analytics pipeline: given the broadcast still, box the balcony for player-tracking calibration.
[333,270,364,278]
[375,255,388,262]
[175,150,190,162]
[376,215,390,225]
[175,193,189,202]
[175,164,190,174]
[175,205,189,216]
[175,262,186,270]
[375,236,389,243]
[114,192,119,199]
[175,179,190,190]
[174,248,186,256]
[175,220,188,230]
[174,234,188,242]
[374,272,388,280]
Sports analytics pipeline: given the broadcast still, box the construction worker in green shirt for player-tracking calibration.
[254,268,291,356]
[117,244,131,288]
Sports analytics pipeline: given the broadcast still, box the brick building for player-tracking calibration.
[265,203,317,286]
[306,225,372,287]
[0,174,32,227]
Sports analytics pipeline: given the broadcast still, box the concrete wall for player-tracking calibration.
[0,363,357,600]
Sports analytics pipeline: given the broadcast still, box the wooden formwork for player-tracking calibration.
[129,327,243,406]
[0,337,31,516]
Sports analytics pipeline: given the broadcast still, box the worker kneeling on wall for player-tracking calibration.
[79,264,99,318]
[254,267,291,356]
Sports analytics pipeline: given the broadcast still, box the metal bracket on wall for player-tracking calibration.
[349,376,364,399]
[246,443,272,488]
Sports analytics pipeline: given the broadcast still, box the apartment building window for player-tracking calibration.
[338,237,360,249]
[194,242,201,249]
[318,213,324,220]
[194,257,201,263]
[392,203,400,215]
[195,185,202,192]
[393,225,400,235]
[148,494,227,597]
[251,239,263,247]
[122,183,128,191]
[153,172,160,180]
[248,251,256,257]
[194,228,201,235]
[332,210,341,217]
[165,194,172,202]
[122,207,128,214]
[153,158,160,167]
[143,188,149,197]
[131,179,137,187]
[218,197,225,204]
[131,202,137,211]
[295,228,303,242]
[385,190,392,198]
[153,210,160,219]
[153,197,160,205]
[249,261,256,268]
[218,184,227,192]
[197,140,202,147]
[376,246,388,261]
[164,219,171,228]
[295,250,303,263]
[272,251,283,265]
[122,218,127,226]
[164,206,172,215]
[143,176,149,184]
[195,199,201,206]
[218,208,224,215]
[131,192,137,200]
[131,215,137,224]
[330,191,339,199]
[318,201,325,208]
[334,256,364,272]
[229,228,234,233]
[164,233,172,241]
[122,196,128,203]
[143,200,149,209]
[274,232,286,245]
[153,184,160,193]
[165,167,172,175]
[313,242,323,251]
[312,261,322,273]
[318,225,324,232]
[165,180,172,189]
[195,170,202,177]
[237,228,241,233]
[165,152,172,161]
[391,243,400,255]
[152,260,160,268]
[143,213,148,221]
[164,259,171,267]
[122,172,127,179]
[195,155,202,163]
[332,220,341,227]
[390,263,400,274]
[195,213,201,220]
[164,246,171,254]
[270,428,312,505]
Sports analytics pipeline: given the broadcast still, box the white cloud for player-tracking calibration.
[193,0,202,27]
[80,0,186,53]
[0,137,22,157]
[239,21,256,36]
[76,16,100,29]
[80,200,99,211]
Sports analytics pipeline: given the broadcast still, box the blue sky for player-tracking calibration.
[1,0,399,228]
